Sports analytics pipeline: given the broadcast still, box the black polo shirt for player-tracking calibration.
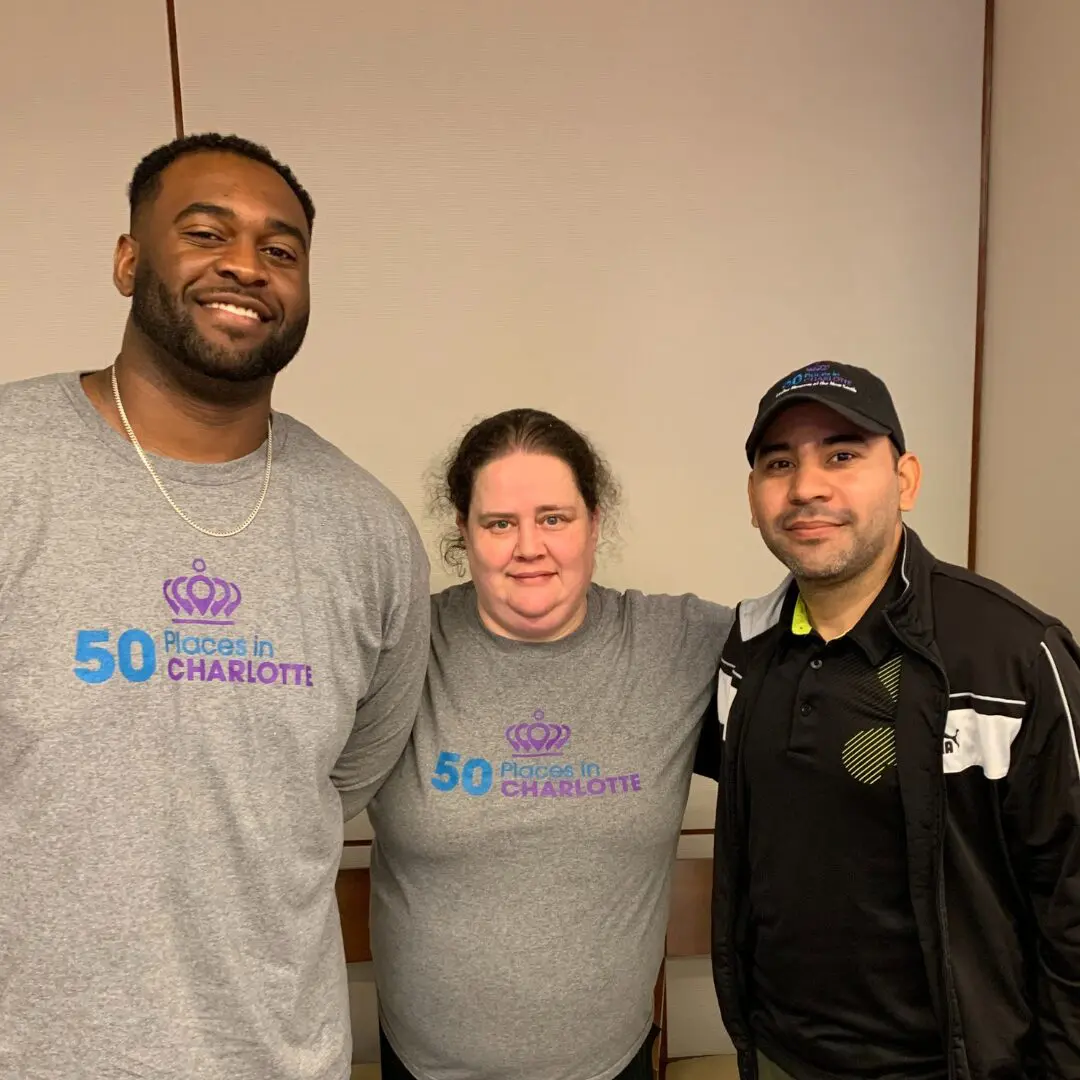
[742,556,946,1080]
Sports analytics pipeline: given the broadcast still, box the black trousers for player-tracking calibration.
[377,1024,658,1080]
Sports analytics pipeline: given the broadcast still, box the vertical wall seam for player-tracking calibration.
[166,0,184,137]
[968,0,996,571]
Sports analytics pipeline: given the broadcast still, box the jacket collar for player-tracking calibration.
[736,523,939,650]
[884,525,938,653]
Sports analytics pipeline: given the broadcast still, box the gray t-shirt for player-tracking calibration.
[368,581,733,1080]
[0,372,430,1080]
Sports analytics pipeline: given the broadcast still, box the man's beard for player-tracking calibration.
[130,260,309,384]
[761,506,897,585]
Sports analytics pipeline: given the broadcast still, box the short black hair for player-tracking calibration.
[127,132,315,233]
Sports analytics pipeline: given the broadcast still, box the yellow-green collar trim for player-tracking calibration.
[792,594,814,636]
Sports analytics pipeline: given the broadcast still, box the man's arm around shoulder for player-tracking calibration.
[693,608,743,782]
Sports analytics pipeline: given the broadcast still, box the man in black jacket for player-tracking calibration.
[698,362,1080,1080]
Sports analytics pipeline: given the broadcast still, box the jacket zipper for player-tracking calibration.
[887,619,965,1080]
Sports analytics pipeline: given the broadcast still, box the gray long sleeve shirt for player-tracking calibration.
[0,372,430,1080]
[368,581,733,1080]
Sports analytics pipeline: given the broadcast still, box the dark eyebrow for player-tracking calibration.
[173,202,309,253]
[756,441,790,459]
[477,505,575,519]
[266,217,309,253]
[173,201,234,225]
[756,432,868,460]
[823,432,869,446]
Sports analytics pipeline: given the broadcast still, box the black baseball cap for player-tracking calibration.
[745,362,906,465]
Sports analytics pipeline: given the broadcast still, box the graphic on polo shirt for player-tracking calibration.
[430,707,642,800]
[842,725,897,784]
[72,557,314,689]
[841,655,902,784]
[877,655,902,700]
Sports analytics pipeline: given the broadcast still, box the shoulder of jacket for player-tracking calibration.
[721,575,792,669]
[920,558,1066,724]
[930,558,1062,644]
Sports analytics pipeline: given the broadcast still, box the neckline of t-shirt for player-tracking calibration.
[462,581,602,655]
[59,369,292,487]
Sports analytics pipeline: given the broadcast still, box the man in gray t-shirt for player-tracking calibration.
[0,136,429,1080]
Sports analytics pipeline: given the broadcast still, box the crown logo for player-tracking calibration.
[163,559,242,626]
[505,708,571,758]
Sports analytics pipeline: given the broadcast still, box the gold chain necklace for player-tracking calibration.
[110,363,273,538]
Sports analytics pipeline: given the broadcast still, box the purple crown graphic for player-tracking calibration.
[505,709,571,758]
[163,559,242,626]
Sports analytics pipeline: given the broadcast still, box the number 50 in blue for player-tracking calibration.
[73,629,157,684]
[430,751,493,796]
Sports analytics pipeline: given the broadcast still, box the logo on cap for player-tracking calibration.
[776,364,856,400]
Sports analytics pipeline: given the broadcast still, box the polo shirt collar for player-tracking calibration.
[786,530,910,666]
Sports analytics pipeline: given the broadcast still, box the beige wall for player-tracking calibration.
[1,3,174,381]
[175,0,985,597]
[977,1,1080,631]
[2,0,988,1066]
[1,2,986,597]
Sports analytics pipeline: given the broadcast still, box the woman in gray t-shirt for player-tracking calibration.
[367,408,733,1080]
